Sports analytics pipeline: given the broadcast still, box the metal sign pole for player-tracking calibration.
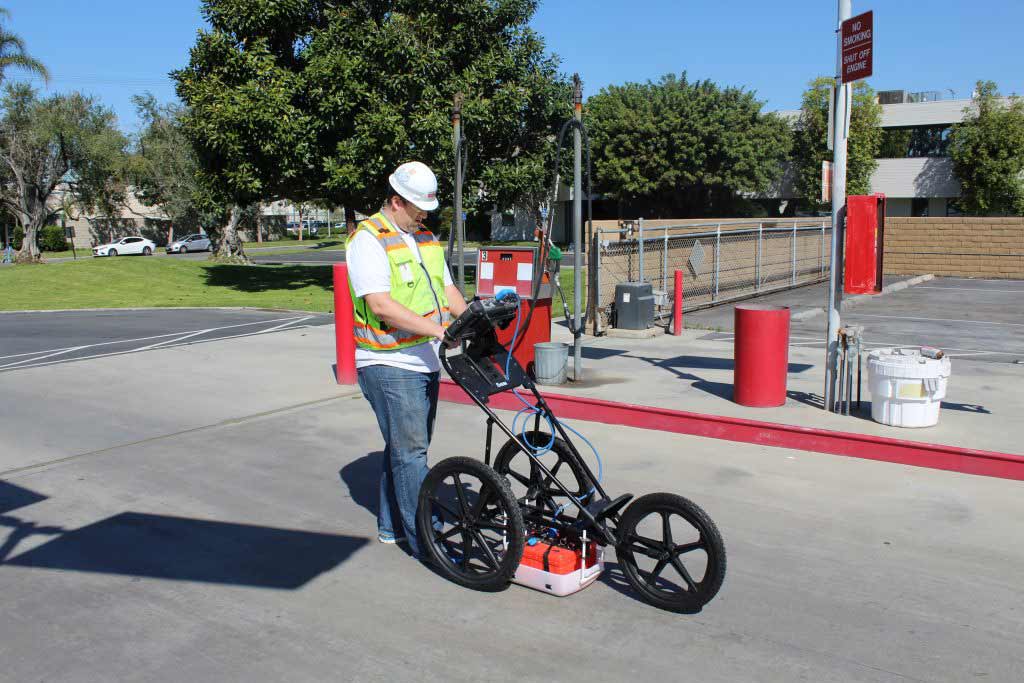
[572,75,584,381]
[824,0,852,411]
[452,93,466,295]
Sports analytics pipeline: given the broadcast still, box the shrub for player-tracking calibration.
[38,225,68,252]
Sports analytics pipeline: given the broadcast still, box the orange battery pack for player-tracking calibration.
[519,541,598,575]
[513,540,604,596]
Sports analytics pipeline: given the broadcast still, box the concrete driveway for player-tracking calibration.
[2,324,1022,681]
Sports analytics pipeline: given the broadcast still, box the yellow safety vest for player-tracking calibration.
[346,212,450,351]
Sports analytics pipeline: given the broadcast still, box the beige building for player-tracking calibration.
[54,186,173,249]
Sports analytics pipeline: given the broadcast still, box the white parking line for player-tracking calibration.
[0,346,87,369]
[0,324,315,372]
[915,286,1024,293]
[0,345,84,361]
[850,313,1024,327]
[133,329,215,352]
[1,315,311,360]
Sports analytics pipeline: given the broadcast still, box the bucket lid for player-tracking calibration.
[867,347,951,379]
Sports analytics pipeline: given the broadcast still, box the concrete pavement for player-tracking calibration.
[2,325,1023,681]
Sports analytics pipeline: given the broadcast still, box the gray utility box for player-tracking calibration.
[614,282,654,330]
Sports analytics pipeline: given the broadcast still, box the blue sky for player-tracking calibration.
[6,1,1023,133]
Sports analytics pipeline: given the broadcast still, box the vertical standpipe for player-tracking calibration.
[825,0,852,411]
[572,74,584,381]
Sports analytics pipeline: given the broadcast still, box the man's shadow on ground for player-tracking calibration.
[339,452,384,520]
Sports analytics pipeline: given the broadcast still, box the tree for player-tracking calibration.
[792,77,882,211]
[0,7,49,86]
[586,73,792,218]
[949,81,1024,215]
[172,0,570,259]
[0,85,128,262]
[129,94,219,246]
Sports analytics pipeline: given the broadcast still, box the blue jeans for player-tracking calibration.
[357,365,440,556]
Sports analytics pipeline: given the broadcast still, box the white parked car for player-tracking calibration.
[166,233,212,253]
[93,236,157,257]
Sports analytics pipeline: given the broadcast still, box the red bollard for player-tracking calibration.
[333,263,357,384]
[733,304,790,407]
[673,269,683,336]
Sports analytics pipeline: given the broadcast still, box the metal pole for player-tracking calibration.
[452,93,465,295]
[661,228,668,293]
[593,230,602,335]
[572,74,583,381]
[791,223,797,286]
[820,222,826,275]
[713,223,721,302]
[756,222,763,292]
[825,0,852,412]
[637,217,645,282]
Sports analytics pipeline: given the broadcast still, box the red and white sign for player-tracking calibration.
[841,10,873,83]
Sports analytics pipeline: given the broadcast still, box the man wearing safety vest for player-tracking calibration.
[346,161,468,557]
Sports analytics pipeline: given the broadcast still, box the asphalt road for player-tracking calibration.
[0,309,331,373]
[685,276,1024,364]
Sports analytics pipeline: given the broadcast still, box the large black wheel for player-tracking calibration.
[493,431,595,525]
[416,456,525,592]
[616,493,726,613]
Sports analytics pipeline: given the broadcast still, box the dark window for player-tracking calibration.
[945,199,963,217]
[879,125,952,158]
[911,198,929,217]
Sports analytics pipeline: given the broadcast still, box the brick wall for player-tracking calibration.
[884,217,1024,279]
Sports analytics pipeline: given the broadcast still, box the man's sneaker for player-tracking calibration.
[378,533,406,544]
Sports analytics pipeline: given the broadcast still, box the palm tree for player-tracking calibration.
[0,7,49,85]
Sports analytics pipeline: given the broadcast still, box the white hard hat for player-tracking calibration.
[389,161,439,211]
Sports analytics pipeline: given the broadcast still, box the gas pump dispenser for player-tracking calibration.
[475,246,553,375]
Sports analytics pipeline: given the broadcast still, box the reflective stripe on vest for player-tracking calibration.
[346,212,450,352]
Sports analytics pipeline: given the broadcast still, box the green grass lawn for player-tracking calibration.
[0,256,583,317]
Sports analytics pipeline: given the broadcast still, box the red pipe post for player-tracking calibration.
[333,263,357,384]
[733,304,790,407]
[672,269,683,336]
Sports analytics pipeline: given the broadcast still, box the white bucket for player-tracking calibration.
[534,342,569,385]
[866,347,951,428]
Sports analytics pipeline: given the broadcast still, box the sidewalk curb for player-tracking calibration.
[784,273,935,323]
[439,378,1024,482]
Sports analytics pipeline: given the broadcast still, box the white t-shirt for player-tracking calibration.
[347,217,454,373]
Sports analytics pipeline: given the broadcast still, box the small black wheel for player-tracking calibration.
[108,248,118,256]
[493,431,595,524]
[180,245,188,253]
[617,492,726,613]
[143,246,152,256]
[416,456,525,592]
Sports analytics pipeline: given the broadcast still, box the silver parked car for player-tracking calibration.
[167,233,212,253]
[93,236,156,257]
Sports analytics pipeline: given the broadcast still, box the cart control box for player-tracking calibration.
[512,540,603,597]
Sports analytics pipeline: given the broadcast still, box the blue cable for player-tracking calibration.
[493,290,605,523]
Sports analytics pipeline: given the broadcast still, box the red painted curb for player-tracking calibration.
[438,380,1024,482]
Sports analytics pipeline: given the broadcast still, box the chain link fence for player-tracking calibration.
[591,219,832,333]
